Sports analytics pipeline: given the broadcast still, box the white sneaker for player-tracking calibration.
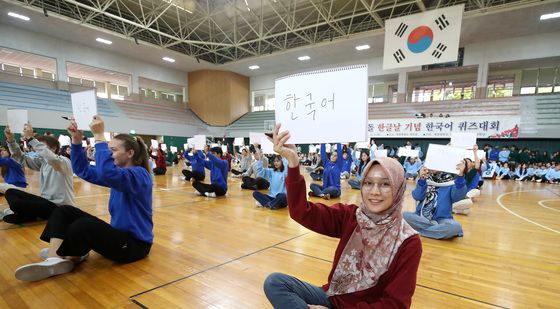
[2,208,14,216]
[255,201,263,207]
[193,191,202,196]
[40,248,89,262]
[15,257,74,282]
[205,192,217,198]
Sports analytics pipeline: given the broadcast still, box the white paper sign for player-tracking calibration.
[89,137,95,145]
[261,135,276,154]
[450,132,477,149]
[464,150,486,161]
[71,89,97,130]
[7,109,28,134]
[81,140,87,147]
[171,146,178,153]
[374,149,388,158]
[58,135,71,147]
[309,146,317,153]
[249,132,262,144]
[161,144,167,152]
[397,147,420,157]
[193,135,206,150]
[150,139,158,149]
[234,137,245,146]
[275,65,368,143]
[424,144,466,174]
[221,145,228,153]
[355,142,370,149]
[183,143,190,150]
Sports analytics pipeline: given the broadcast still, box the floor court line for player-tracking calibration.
[128,232,310,300]
[496,190,560,235]
[537,199,560,213]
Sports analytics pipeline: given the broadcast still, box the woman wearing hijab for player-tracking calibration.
[403,163,467,239]
[263,124,422,309]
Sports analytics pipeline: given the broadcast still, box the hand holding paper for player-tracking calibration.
[4,126,15,143]
[66,119,83,145]
[271,123,298,167]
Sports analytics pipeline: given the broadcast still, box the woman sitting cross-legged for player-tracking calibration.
[263,123,422,309]
[252,154,288,209]
[15,116,153,282]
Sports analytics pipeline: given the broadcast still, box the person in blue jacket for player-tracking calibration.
[513,163,529,181]
[403,157,423,180]
[339,146,353,179]
[348,151,370,190]
[0,145,27,194]
[182,146,205,182]
[496,162,512,180]
[403,160,467,239]
[309,143,343,200]
[192,146,228,197]
[253,155,288,209]
[15,115,153,282]
[544,164,560,184]
[488,145,500,162]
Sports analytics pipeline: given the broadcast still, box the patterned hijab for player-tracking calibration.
[327,157,418,296]
[420,172,455,220]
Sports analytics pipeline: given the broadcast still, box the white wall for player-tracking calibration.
[0,24,187,91]
[251,31,560,91]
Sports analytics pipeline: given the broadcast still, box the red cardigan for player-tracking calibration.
[286,166,422,309]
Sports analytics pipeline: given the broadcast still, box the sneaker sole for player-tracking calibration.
[15,260,74,282]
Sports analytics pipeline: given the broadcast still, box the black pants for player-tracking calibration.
[4,189,57,223]
[40,206,151,263]
[192,181,227,196]
[182,169,205,181]
[241,176,270,190]
[231,169,246,176]
[153,167,167,175]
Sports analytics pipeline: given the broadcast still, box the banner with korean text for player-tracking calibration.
[368,116,520,139]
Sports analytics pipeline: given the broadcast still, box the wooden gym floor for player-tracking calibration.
[0,164,559,308]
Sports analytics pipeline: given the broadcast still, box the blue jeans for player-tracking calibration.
[403,212,463,239]
[309,183,340,198]
[348,179,361,189]
[253,192,287,209]
[264,272,332,309]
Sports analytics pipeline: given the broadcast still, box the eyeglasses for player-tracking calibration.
[362,180,392,193]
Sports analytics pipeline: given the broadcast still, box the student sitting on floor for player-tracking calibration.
[496,162,512,180]
[231,146,253,176]
[513,163,529,181]
[403,157,422,180]
[182,146,205,182]
[192,146,228,197]
[3,123,75,224]
[544,164,560,184]
[14,115,153,282]
[339,146,353,179]
[253,155,288,209]
[0,143,27,194]
[264,123,422,309]
[240,146,270,190]
[403,162,467,240]
[309,143,343,200]
[452,158,480,215]
[151,143,167,175]
[348,150,370,190]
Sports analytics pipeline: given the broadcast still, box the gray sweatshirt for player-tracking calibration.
[242,149,268,178]
[8,139,76,206]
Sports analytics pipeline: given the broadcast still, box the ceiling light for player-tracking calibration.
[540,12,560,20]
[249,65,260,70]
[355,44,370,51]
[8,12,30,21]
[298,56,310,61]
[96,38,112,45]
[162,57,176,63]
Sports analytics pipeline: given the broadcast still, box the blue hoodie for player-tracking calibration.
[404,160,422,175]
[204,152,228,191]
[71,143,153,243]
[341,148,353,173]
[527,167,535,176]
[489,149,499,162]
[321,143,343,190]
[0,157,27,188]
[184,150,205,175]
[412,176,467,222]
[256,157,288,197]
[515,167,528,179]
[497,167,511,177]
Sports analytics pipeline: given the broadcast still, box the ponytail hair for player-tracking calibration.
[0,146,11,178]
[113,134,150,172]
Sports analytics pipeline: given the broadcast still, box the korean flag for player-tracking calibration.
[383,4,464,70]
